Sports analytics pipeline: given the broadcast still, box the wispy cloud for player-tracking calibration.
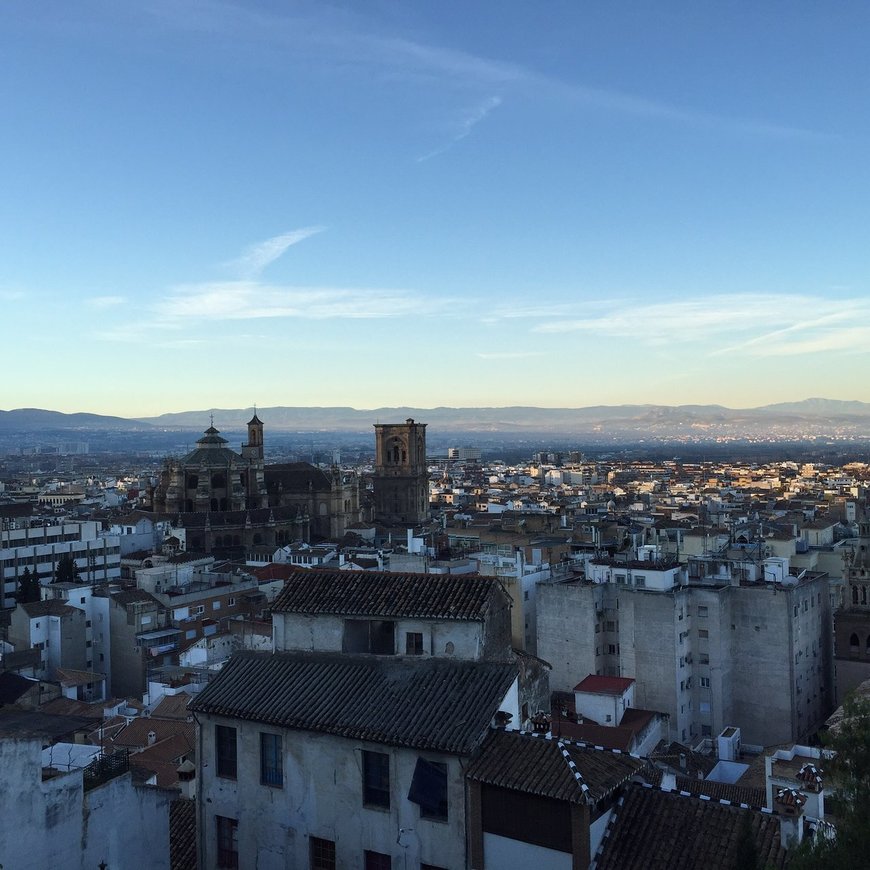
[0,289,25,302]
[155,281,447,323]
[418,96,503,162]
[86,295,126,308]
[145,1,830,141]
[532,293,870,357]
[226,227,325,279]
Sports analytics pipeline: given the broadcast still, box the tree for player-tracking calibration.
[789,694,870,869]
[16,567,41,603]
[52,555,79,584]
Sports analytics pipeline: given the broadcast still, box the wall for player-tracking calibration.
[199,716,467,869]
[537,581,599,693]
[0,735,171,870]
[481,833,572,870]
[274,611,487,660]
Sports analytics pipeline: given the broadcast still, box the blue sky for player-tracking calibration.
[2,1,869,416]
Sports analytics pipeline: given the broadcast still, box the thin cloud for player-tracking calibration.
[532,293,870,357]
[226,227,325,279]
[145,2,831,141]
[0,289,25,301]
[417,96,503,162]
[155,281,447,322]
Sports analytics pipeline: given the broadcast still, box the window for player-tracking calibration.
[608,644,617,655]
[86,619,92,627]
[408,758,448,821]
[195,605,205,615]
[700,677,710,688]
[363,750,390,808]
[343,620,396,655]
[635,576,646,587]
[698,629,709,639]
[405,632,424,656]
[697,606,708,617]
[229,597,235,607]
[524,590,529,600]
[310,837,336,870]
[216,725,237,779]
[260,733,283,787]
[216,815,239,869]
[364,851,391,870]
[213,600,221,610]
[701,725,712,737]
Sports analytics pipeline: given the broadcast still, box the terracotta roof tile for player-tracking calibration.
[271,569,499,620]
[190,651,516,754]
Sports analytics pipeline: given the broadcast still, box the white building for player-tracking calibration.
[0,520,121,607]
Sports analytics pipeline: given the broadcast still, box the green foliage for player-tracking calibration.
[788,694,870,869]
[16,567,41,603]
[52,555,80,584]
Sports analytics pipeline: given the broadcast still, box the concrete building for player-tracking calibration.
[270,568,515,664]
[191,651,520,869]
[0,519,121,607]
[537,557,833,747]
[0,728,173,869]
[7,599,87,680]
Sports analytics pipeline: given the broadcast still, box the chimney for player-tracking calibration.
[147,730,157,747]
[492,710,513,730]
[774,787,807,850]
[177,758,196,799]
[679,753,687,771]
[530,711,551,734]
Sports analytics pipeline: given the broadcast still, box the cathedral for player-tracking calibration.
[149,414,362,556]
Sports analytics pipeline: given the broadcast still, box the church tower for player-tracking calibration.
[241,411,267,508]
[373,419,428,525]
[242,411,264,461]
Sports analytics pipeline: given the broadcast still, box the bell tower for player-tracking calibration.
[373,418,428,525]
[243,411,264,461]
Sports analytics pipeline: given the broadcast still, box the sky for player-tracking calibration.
[2,1,870,417]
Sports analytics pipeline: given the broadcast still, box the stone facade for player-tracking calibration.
[373,418,429,525]
[150,415,363,552]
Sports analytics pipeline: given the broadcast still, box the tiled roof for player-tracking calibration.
[55,668,106,687]
[673,775,767,809]
[265,462,333,493]
[112,718,195,751]
[151,693,193,720]
[271,569,498,620]
[595,784,788,870]
[466,729,644,803]
[170,798,197,870]
[190,651,517,754]
[20,600,79,618]
[574,675,635,695]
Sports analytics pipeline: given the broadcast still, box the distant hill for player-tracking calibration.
[2,398,869,438]
[0,408,153,432]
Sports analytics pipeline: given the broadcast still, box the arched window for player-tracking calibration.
[186,474,198,490]
[863,587,868,606]
[850,633,860,648]
[854,585,860,605]
[211,473,226,489]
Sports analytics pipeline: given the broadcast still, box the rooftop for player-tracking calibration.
[190,650,517,754]
[271,569,500,621]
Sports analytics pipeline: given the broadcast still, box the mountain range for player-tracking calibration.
[1,399,869,438]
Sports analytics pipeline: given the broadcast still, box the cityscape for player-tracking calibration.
[3,2,870,869]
